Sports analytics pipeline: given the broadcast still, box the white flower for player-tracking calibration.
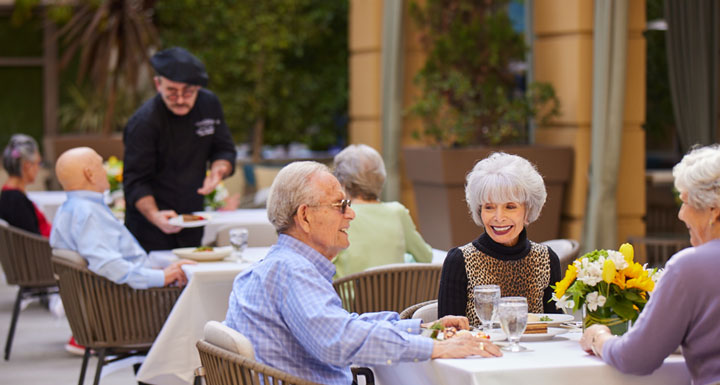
[649,267,665,284]
[575,257,604,286]
[552,293,574,310]
[585,291,607,311]
[605,250,629,270]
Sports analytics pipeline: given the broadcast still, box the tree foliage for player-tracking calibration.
[409,0,559,147]
[154,0,348,150]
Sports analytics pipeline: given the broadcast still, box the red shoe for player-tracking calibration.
[65,336,86,356]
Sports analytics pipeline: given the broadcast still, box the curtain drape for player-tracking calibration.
[380,0,405,201]
[582,0,628,252]
[664,0,719,152]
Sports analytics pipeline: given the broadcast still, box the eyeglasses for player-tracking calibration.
[309,199,352,214]
[164,86,200,101]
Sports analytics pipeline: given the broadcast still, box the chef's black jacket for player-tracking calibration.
[123,89,236,251]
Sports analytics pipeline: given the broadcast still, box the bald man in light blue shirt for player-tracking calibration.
[50,147,193,289]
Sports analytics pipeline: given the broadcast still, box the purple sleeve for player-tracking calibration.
[602,265,689,375]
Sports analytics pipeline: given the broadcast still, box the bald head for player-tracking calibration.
[56,147,110,192]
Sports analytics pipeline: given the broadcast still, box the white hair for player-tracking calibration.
[673,144,720,210]
[266,161,330,233]
[333,144,386,200]
[465,152,547,227]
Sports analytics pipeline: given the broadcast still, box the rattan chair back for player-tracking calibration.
[0,221,58,360]
[0,221,56,287]
[333,263,442,314]
[197,321,322,385]
[51,249,182,384]
[399,300,437,321]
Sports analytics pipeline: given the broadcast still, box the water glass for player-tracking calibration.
[229,228,249,261]
[498,296,528,352]
[473,284,500,332]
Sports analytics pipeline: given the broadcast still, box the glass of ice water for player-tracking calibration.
[473,284,500,333]
[229,228,249,262]
[498,296,528,352]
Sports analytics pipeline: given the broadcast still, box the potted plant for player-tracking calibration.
[405,0,572,249]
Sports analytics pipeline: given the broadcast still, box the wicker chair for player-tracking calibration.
[0,219,58,360]
[51,249,182,385]
[399,300,438,322]
[541,239,581,273]
[627,235,691,267]
[333,263,442,314]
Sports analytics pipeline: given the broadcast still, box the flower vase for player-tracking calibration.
[582,305,632,336]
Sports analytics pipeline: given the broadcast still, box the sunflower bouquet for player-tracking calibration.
[104,156,123,193]
[553,243,662,335]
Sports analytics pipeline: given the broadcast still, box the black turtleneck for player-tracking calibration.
[437,228,562,318]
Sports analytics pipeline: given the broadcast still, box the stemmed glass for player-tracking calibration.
[473,284,500,333]
[229,228,249,262]
[497,296,528,352]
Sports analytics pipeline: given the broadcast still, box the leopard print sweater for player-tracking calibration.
[460,241,551,327]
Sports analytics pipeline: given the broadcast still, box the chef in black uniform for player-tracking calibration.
[123,47,236,251]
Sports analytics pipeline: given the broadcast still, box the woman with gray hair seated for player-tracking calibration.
[580,145,720,384]
[438,152,561,325]
[332,144,432,278]
[0,134,51,236]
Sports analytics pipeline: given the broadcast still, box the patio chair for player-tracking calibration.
[0,219,58,360]
[333,263,442,314]
[51,249,182,385]
[627,235,690,267]
[197,321,374,385]
[541,239,580,273]
[399,300,438,323]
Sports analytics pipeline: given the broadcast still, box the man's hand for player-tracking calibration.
[422,315,470,331]
[163,259,196,287]
[151,210,183,234]
[197,160,231,195]
[431,332,502,359]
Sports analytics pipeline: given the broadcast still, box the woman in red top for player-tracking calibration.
[0,134,51,236]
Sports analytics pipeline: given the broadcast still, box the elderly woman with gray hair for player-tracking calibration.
[332,144,432,278]
[580,145,720,384]
[438,152,562,325]
[0,134,51,236]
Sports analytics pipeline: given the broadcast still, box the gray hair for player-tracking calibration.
[465,152,547,227]
[333,144,386,200]
[2,134,39,177]
[266,161,330,233]
[673,144,720,210]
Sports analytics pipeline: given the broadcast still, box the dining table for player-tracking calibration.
[371,330,691,385]
[136,247,270,385]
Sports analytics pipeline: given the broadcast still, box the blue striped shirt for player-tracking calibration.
[225,234,433,384]
[50,190,164,289]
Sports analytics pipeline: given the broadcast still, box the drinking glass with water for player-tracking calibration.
[498,296,528,352]
[473,284,500,333]
[229,228,249,262]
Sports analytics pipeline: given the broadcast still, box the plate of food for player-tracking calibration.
[168,214,211,228]
[172,246,232,262]
[527,313,575,326]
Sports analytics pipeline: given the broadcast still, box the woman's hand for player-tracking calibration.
[580,324,612,356]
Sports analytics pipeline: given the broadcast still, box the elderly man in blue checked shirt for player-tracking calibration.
[225,161,502,385]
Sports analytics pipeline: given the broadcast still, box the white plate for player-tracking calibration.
[491,327,568,342]
[168,214,211,228]
[172,246,232,262]
[527,313,575,326]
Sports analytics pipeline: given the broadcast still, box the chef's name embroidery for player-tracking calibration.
[195,119,220,137]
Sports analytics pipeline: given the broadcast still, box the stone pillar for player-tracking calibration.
[533,0,646,245]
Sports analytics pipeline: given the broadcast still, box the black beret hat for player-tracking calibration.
[150,47,208,87]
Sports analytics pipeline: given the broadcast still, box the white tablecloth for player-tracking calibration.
[27,190,67,222]
[373,331,690,385]
[137,247,270,385]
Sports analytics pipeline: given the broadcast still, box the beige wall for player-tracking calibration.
[349,0,647,246]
